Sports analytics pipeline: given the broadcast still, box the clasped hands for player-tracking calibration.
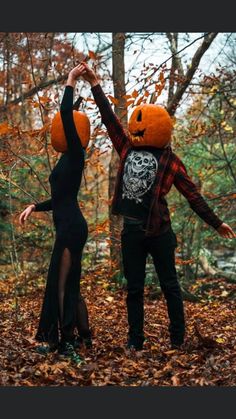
[67,62,99,88]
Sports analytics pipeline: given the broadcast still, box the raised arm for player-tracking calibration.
[79,62,129,156]
[60,68,85,161]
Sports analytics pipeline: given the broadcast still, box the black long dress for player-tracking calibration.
[34,85,89,346]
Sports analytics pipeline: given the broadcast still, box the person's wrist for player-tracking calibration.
[66,74,76,87]
[90,79,99,88]
[68,70,77,79]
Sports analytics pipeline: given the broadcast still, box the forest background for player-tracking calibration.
[0,32,236,386]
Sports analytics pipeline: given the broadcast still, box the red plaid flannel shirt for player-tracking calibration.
[91,84,223,236]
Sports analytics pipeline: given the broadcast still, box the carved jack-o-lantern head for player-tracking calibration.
[128,104,173,148]
[51,111,90,152]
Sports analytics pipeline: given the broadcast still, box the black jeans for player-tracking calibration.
[121,220,185,348]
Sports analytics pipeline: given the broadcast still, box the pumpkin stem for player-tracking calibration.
[73,96,84,110]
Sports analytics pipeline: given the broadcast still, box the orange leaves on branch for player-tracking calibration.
[131,89,139,99]
[122,90,149,109]
[125,99,135,108]
[135,96,146,106]
[0,122,20,138]
[155,84,162,94]
[107,95,119,106]
[88,50,97,61]
[0,122,12,135]
[159,71,165,84]
[38,96,52,104]
[123,94,132,100]
[154,71,166,97]
[32,96,52,109]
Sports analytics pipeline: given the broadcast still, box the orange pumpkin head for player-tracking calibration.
[128,104,173,148]
[51,111,90,152]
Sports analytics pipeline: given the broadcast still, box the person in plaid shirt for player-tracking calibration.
[79,62,235,351]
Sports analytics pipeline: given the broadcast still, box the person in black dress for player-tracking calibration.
[19,65,92,362]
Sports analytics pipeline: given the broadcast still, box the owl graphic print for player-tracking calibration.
[122,150,158,204]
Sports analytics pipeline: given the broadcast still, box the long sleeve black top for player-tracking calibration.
[34,86,85,216]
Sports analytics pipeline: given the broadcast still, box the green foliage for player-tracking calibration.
[167,67,236,283]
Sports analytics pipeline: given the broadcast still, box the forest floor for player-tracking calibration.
[0,265,236,387]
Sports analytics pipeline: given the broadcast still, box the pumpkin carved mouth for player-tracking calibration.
[130,129,146,143]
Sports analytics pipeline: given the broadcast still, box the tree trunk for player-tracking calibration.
[199,255,236,282]
[109,33,127,278]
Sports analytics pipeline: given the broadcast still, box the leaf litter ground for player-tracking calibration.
[0,268,235,386]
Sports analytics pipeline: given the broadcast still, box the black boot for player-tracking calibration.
[74,334,93,349]
[35,342,58,355]
[58,341,84,364]
[126,332,145,351]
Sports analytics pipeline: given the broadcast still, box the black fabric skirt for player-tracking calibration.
[35,213,88,345]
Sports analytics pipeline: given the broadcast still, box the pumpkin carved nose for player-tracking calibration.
[137,110,142,121]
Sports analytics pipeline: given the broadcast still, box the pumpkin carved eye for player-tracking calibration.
[137,110,142,121]
[128,103,173,148]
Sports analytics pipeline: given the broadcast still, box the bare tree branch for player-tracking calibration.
[167,33,218,115]
[0,74,67,113]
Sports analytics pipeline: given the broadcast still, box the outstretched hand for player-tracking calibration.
[216,223,236,239]
[19,204,35,226]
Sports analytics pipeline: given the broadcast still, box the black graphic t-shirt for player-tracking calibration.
[118,146,164,221]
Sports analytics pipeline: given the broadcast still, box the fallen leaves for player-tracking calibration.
[0,269,236,386]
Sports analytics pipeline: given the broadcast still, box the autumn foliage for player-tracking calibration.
[0,32,236,386]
